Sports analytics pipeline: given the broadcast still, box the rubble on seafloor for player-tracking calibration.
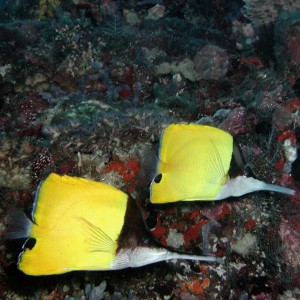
[0,0,300,299]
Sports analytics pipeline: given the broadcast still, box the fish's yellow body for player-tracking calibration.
[150,124,233,203]
[19,174,128,275]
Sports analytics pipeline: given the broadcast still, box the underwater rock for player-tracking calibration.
[243,0,300,27]
[275,11,300,81]
[53,71,78,93]
[146,4,166,20]
[156,45,230,82]
[0,136,32,188]
[0,165,31,189]
[220,107,251,136]
[124,10,141,26]
[88,281,107,300]
[279,218,300,269]
[156,58,198,82]
[166,228,184,249]
[231,233,257,257]
[0,64,11,77]
[232,20,258,50]
[25,72,47,87]
[193,45,230,80]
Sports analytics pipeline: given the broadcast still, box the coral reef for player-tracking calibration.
[274,11,300,82]
[0,0,299,299]
[243,0,300,27]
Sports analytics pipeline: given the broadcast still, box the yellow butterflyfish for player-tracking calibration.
[150,123,295,203]
[5,173,223,276]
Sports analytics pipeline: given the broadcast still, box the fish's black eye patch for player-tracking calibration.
[154,174,162,183]
[24,238,36,250]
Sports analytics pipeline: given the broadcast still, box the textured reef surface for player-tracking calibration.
[0,0,300,299]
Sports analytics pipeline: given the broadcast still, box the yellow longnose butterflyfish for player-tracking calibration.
[5,173,223,276]
[150,123,295,203]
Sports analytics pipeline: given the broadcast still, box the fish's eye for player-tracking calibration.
[154,173,162,183]
[24,238,36,250]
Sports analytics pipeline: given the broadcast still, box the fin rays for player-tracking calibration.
[78,217,116,253]
[208,139,227,185]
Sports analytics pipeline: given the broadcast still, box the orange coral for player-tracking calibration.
[277,130,296,143]
[240,56,264,69]
[179,278,210,295]
[103,157,139,178]
[244,218,256,231]
[102,156,140,191]
[286,98,300,113]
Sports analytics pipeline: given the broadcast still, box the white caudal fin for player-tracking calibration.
[215,176,295,200]
[111,247,224,270]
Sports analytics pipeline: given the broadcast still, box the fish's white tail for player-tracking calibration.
[259,183,295,195]
[4,206,32,240]
[167,252,225,264]
[111,247,224,270]
[215,176,295,200]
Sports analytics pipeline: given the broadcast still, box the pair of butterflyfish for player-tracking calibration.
[6,124,294,276]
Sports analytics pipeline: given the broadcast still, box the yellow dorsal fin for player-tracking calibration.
[18,173,128,275]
